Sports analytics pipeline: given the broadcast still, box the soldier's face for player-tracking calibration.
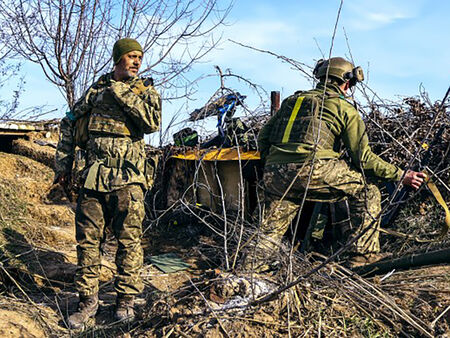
[115,50,143,80]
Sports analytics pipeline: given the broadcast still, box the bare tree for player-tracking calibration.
[0,20,23,119]
[0,0,232,108]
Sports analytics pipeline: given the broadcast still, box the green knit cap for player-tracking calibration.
[113,38,143,64]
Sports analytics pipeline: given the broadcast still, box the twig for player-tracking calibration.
[431,305,450,328]
[187,274,230,338]
[333,264,433,337]
[0,263,37,306]
[229,39,313,79]
[215,165,230,270]
[163,327,175,338]
[174,327,194,338]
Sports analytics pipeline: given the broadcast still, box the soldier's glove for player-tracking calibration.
[54,172,73,201]
[53,172,69,185]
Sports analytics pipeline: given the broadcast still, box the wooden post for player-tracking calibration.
[270,91,280,116]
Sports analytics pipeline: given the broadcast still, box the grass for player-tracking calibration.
[0,177,29,243]
[344,316,392,338]
[0,177,33,275]
[0,178,29,225]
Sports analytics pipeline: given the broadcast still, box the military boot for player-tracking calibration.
[115,294,135,322]
[68,294,99,330]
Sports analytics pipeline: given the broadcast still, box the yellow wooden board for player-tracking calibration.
[171,148,260,161]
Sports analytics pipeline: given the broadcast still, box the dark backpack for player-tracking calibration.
[173,127,199,147]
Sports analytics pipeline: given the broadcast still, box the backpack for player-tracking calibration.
[74,114,90,149]
[173,127,199,147]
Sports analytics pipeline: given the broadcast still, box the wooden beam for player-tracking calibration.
[0,130,30,136]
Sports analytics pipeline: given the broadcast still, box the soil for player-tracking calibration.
[11,131,59,169]
[0,309,46,338]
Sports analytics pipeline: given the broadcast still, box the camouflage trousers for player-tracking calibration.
[75,184,145,296]
[251,159,381,265]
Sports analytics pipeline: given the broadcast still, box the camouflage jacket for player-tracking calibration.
[55,72,161,192]
[258,83,403,181]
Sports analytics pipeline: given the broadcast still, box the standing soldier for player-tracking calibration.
[250,57,425,272]
[55,38,161,329]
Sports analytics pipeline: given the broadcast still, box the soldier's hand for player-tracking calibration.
[402,170,426,190]
[54,173,71,186]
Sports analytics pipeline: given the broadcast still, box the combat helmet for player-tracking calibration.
[313,57,364,86]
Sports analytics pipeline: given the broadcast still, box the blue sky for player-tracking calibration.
[201,0,448,101]
[1,0,449,144]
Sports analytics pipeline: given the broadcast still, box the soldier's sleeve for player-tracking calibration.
[257,123,272,161]
[109,81,161,134]
[55,115,75,176]
[258,105,285,161]
[341,104,403,181]
[54,87,95,176]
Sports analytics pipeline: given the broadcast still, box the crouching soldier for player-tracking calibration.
[249,57,425,272]
[54,38,161,329]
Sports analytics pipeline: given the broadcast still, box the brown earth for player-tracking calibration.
[11,131,58,169]
[0,309,46,338]
[0,151,75,249]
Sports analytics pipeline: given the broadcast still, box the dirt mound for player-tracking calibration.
[11,131,58,169]
[0,298,64,338]
[0,151,75,249]
[0,150,77,289]
[0,309,45,338]
[0,150,77,336]
[0,308,46,338]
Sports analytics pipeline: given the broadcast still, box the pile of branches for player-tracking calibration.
[361,91,449,254]
[364,95,449,189]
[131,234,444,337]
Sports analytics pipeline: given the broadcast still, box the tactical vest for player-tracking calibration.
[269,92,335,150]
[72,76,151,149]
[87,88,141,138]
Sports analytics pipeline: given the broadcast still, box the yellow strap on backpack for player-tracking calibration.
[425,175,450,238]
[282,96,305,143]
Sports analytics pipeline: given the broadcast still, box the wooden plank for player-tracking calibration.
[0,130,30,136]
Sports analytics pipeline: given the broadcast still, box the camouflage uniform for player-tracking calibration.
[253,83,403,263]
[55,72,161,297]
